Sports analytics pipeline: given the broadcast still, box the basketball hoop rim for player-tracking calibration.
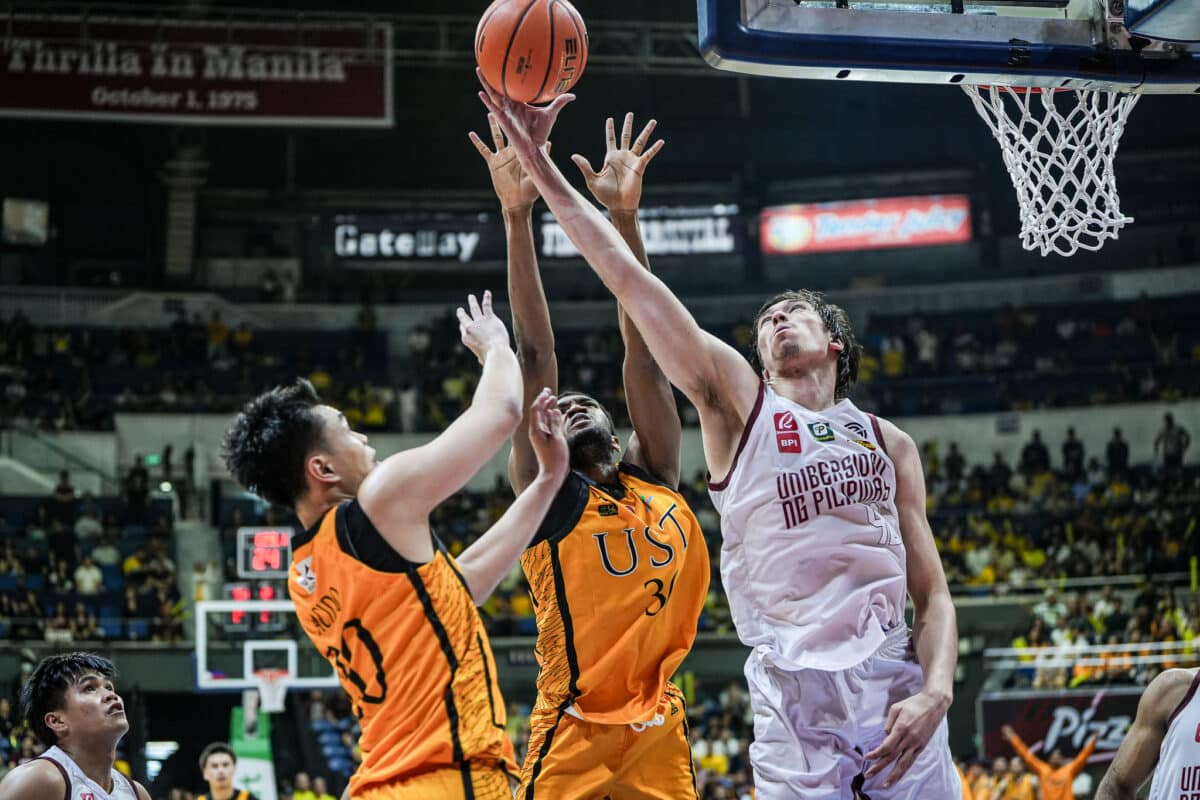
[253,668,290,678]
[973,85,1071,94]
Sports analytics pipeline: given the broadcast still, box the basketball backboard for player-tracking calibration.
[697,0,1200,92]
[194,599,340,694]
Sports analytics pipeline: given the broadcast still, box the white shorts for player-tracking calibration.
[744,628,962,800]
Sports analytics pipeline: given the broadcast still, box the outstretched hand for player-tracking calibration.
[469,113,545,212]
[456,290,510,363]
[528,388,568,483]
[863,690,951,789]
[477,68,574,161]
[571,112,665,213]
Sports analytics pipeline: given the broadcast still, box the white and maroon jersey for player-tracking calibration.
[1148,669,1200,800]
[708,383,907,671]
[38,746,139,800]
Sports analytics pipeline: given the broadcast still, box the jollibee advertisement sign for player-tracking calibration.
[760,195,972,254]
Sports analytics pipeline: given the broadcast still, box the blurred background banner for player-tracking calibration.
[329,205,745,268]
[760,195,972,254]
[539,205,744,259]
[978,688,1139,760]
[0,14,393,126]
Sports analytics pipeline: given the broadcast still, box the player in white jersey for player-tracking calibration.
[0,652,149,800]
[478,76,961,799]
[1096,667,1200,800]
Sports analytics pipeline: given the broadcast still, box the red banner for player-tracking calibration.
[0,15,392,126]
[760,195,971,254]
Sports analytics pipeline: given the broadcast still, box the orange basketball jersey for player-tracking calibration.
[521,462,710,725]
[289,501,516,796]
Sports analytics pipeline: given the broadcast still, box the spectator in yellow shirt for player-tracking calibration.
[312,776,336,800]
[291,772,317,800]
[1002,755,1037,800]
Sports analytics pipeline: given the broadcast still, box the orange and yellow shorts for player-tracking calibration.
[354,763,515,800]
[517,685,698,800]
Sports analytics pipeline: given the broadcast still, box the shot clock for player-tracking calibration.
[236,526,293,579]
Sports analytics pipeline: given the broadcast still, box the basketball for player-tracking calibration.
[475,0,589,105]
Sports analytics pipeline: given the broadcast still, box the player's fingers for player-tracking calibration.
[544,93,575,126]
[531,401,548,435]
[605,116,616,152]
[488,113,506,150]
[864,730,901,767]
[476,67,503,103]
[631,117,655,154]
[467,293,482,319]
[478,90,500,116]
[620,111,634,150]
[481,289,494,316]
[456,307,471,328]
[883,703,902,734]
[883,747,921,788]
[571,154,599,181]
[468,131,492,160]
[642,138,665,164]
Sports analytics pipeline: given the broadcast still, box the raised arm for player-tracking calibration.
[471,115,557,495]
[478,77,760,481]
[1096,669,1194,799]
[1068,734,1098,774]
[1001,725,1049,778]
[357,292,522,557]
[572,112,679,486]
[456,389,568,603]
[865,420,957,788]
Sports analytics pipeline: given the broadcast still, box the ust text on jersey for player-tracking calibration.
[592,502,692,617]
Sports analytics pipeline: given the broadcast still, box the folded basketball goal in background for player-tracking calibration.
[697,0,1200,257]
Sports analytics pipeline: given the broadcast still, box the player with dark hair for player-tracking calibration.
[1095,667,1200,800]
[471,111,708,798]
[479,78,960,799]
[0,652,150,800]
[222,292,569,800]
[197,742,257,800]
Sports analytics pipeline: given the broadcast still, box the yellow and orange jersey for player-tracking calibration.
[521,462,710,724]
[289,501,516,796]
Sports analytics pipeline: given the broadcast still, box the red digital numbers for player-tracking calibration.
[257,584,276,622]
[230,585,252,624]
[253,530,287,548]
[249,530,289,573]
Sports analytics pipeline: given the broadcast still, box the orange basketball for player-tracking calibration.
[475,0,588,105]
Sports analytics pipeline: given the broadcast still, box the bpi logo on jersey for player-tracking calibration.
[292,555,317,596]
[807,421,835,442]
[774,412,802,453]
[81,794,95,800]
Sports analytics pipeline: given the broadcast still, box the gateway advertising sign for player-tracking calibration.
[0,15,392,126]
[760,195,971,254]
[332,205,743,267]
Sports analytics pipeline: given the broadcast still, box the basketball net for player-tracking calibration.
[961,85,1141,257]
[252,668,290,715]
